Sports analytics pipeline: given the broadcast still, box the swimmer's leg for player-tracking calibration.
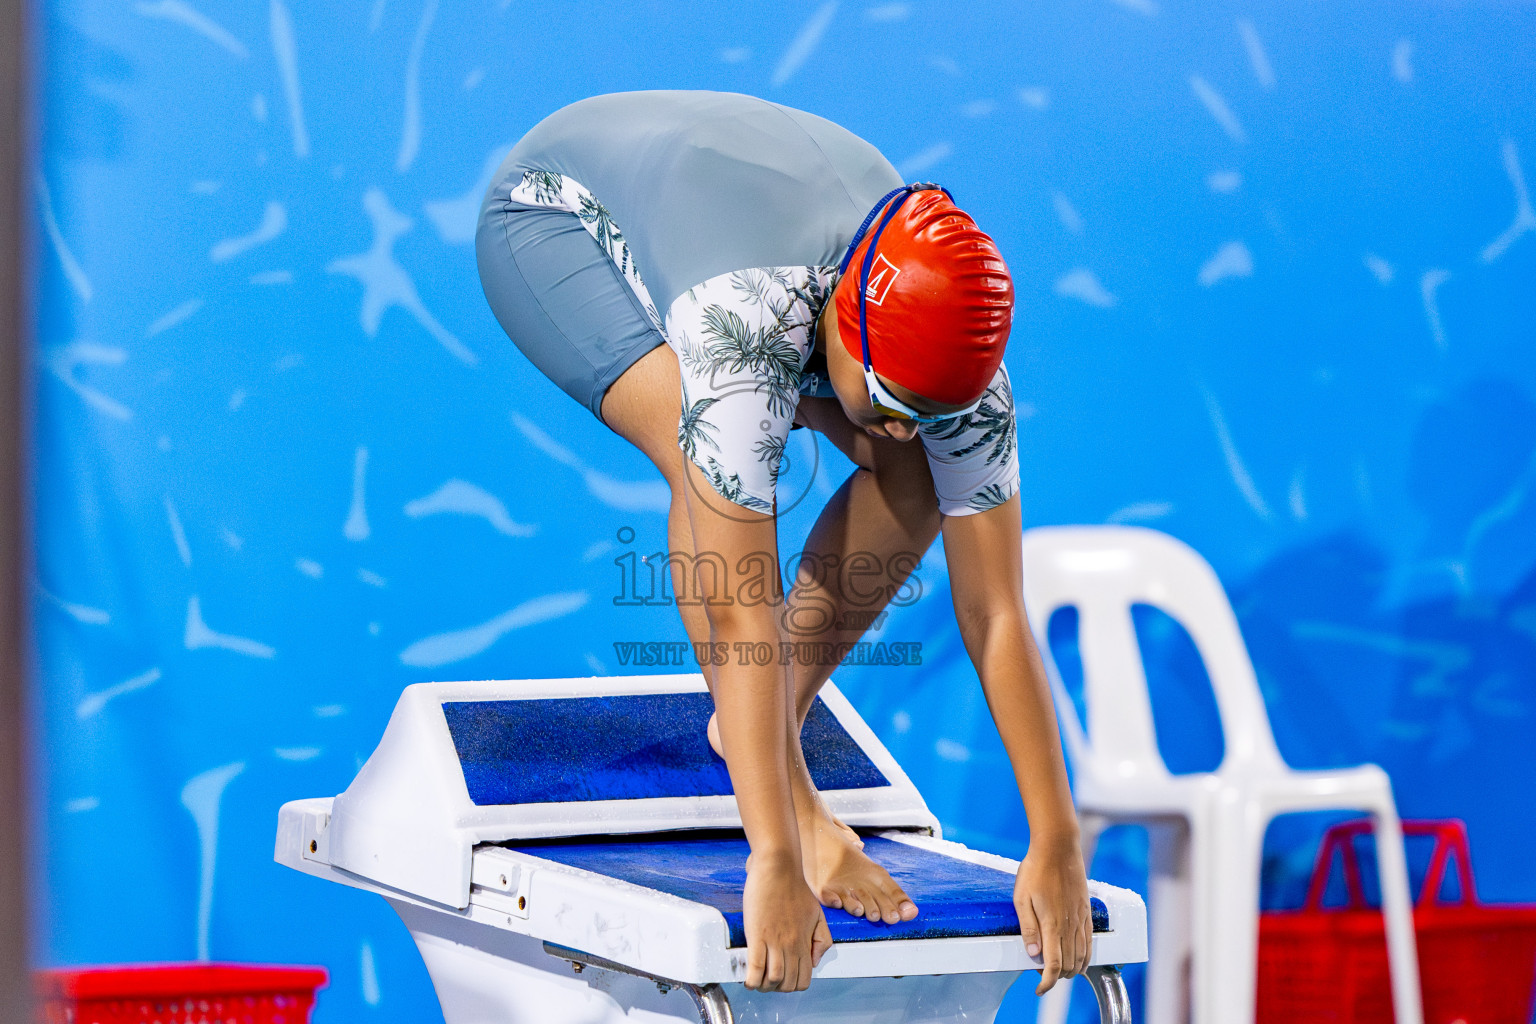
[606,368,932,924]
[783,396,941,723]
[599,344,717,685]
[777,397,942,923]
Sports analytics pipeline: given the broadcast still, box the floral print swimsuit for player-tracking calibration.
[507,170,1021,517]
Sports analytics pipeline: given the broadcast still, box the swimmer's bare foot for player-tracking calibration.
[801,806,918,925]
[825,809,864,849]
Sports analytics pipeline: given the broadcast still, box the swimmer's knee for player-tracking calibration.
[706,711,725,759]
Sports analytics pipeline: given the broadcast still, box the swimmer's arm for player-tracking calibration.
[941,493,1091,992]
[679,457,830,992]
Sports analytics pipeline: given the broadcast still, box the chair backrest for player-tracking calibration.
[1020,525,1284,783]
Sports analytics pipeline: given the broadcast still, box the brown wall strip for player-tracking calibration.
[0,0,34,1017]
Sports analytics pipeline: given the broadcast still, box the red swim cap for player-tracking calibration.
[835,189,1014,407]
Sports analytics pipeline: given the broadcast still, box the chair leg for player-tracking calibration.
[1192,807,1265,1024]
[1370,804,1425,1024]
[1037,813,1111,1024]
[1080,812,1109,868]
[1146,819,1193,1024]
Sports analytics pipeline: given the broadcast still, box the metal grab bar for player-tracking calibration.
[544,943,733,1024]
[546,941,1134,1024]
[1084,964,1133,1024]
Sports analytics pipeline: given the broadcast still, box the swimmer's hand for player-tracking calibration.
[743,852,833,992]
[1014,837,1093,995]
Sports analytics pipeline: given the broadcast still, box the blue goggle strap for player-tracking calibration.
[837,185,910,275]
[835,182,956,275]
[857,189,918,369]
[836,183,959,370]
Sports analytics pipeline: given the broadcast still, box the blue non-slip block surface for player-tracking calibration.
[443,693,889,805]
[509,834,1110,948]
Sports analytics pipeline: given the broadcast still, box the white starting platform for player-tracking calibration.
[275,674,1146,1023]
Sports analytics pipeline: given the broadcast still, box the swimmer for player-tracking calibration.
[476,90,1090,995]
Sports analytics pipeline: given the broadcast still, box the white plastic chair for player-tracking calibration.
[1022,526,1422,1024]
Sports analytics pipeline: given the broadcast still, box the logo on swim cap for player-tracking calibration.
[863,254,901,306]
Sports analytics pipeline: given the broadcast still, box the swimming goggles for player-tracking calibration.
[836,183,984,424]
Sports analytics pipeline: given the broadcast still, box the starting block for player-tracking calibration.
[275,674,1146,1023]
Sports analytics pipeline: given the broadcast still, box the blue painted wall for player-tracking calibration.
[31,2,1536,1021]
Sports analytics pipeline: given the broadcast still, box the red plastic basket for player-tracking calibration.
[35,963,328,1024]
[1257,819,1536,1024]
